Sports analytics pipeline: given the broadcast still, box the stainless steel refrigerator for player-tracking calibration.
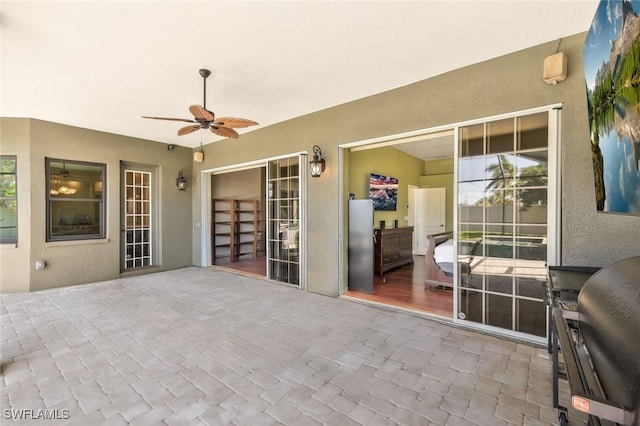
[348,199,374,293]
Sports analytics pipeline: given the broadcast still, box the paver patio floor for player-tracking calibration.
[1,267,578,425]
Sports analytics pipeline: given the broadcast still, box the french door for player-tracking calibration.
[456,108,559,341]
[121,164,157,271]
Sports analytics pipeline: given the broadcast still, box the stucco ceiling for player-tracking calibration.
[1,1,599,150]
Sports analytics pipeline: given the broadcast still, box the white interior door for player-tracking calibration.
[415,187,446,255]
[407,185,417,253]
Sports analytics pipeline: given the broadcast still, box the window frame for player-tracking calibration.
[0,155,18,244]
[46,158,106,242]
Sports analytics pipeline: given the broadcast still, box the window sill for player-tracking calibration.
[45,238,110,247]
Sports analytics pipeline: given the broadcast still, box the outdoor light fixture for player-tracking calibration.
[176,170,186,190]
[309,145,325,177]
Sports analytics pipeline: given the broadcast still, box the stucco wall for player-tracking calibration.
[0,118,194,292]
[192,32,640,296]
[0,119,32,292]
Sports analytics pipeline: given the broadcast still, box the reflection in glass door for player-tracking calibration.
[457,111,554,340]
[122,169,152,270]
[266,156,305,288]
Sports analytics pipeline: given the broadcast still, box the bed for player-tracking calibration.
[424,233,480,289]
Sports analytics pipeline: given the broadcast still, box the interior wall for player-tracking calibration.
[211,168,264,201]
[347,146,424,228]
[420,158,454,233]
[0,118,194,292]
[192,32,640,297]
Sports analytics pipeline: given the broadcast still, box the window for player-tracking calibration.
[0,156,18,244]
[47,158,106,241]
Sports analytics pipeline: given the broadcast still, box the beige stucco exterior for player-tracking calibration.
[0,119,193,292]
[191,32,640,297]
[2,32,639,296]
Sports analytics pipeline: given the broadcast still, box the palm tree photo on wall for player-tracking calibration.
[583,0,640,215]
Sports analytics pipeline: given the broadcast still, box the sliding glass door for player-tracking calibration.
[456,110,557,340]
[266,155,307,289]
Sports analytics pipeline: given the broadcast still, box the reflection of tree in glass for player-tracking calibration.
[518,164,547,209]
[0,158,16,208]
[478,154,547,210]
[477,155,514,207]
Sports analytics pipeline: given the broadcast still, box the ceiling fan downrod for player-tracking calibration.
[199,68,211,110]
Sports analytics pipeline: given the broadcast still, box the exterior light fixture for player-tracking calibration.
[309,145,325,178]
[176,170,186,190]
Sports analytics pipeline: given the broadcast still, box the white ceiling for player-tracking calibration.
[1,1,599,149]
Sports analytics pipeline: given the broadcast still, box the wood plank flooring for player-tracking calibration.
[214,255,453,318]
[214,256,267,277]
[346,255,454,318]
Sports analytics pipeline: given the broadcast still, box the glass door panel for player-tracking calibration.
[266,156,304,287]
[123,169,152,270]
[457,111,552,340]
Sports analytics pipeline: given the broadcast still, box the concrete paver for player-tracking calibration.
[1,267,584,424]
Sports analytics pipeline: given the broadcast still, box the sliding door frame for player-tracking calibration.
[338,103,561,343]
[452,104,561,343]
[199,151,308,290]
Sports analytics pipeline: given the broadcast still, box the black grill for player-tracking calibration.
[552,256,640,425]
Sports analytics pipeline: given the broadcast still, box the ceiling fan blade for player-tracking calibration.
[142,116,195,123]
[214,117,258,128]
[189,105,214,122]
[178,125,202,136]
[211,125,239,139]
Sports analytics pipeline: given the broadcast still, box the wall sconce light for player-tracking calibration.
[176,170,186,190]
[309,145,326,178]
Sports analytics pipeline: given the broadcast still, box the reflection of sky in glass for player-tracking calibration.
[458,154,546,205]
[583,0,640,89]
[600,131,640,213]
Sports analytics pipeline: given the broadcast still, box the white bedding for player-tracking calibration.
[434,239,455,264]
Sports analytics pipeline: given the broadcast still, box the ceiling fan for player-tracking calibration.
[51,162,71,178]
[142,69,258,139]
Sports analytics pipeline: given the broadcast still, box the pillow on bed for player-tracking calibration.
[434,239,455,264]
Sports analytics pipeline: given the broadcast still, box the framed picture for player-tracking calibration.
[584,0,640,214]
[369,173,398,211]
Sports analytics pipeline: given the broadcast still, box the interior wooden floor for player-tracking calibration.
[346,255,454,318]
[214,255,453,318]
[213,256,267,277]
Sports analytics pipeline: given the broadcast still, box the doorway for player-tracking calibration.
[343,130,456,318]
[341,105,560,343]
[210,167,267,277]
[203,153,307,289]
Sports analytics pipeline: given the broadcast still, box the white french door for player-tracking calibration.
[121,164,157,271]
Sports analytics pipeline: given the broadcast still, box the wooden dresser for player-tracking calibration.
[374,226,414,276]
